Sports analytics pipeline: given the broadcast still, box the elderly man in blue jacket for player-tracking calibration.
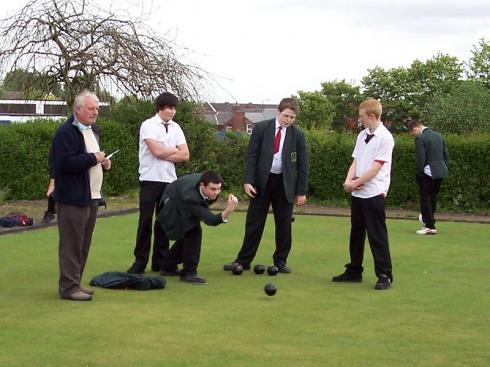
[52,90,111,301]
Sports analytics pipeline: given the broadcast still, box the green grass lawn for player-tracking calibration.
[1,213,489,367]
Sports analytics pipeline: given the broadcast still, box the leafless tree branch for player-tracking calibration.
[0,0,209,105]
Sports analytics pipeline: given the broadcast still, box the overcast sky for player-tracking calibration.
[2,0,490,103]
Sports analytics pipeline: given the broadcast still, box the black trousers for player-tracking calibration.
[417,174,443,230]
[235,173,294,267]
[132,181,169,271]
[165,224,202,276]
[57,201,98,297]
[47,193,56,214]
[346,195,393,280]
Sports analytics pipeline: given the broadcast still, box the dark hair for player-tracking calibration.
[155,92,178,112]
[278,97,299,113]
[199,171,224,187]
[405,118,422,131]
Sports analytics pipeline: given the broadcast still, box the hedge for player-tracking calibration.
[0,118,138,199]
[1,119,489,213]
[306,131,490,212]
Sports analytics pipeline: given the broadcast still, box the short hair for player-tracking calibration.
[199,171,224,187]
[359,98,382,119]
[74,90,99,109]
[155,92,178,112]
[405,118,422,131]
[278,97,299,114]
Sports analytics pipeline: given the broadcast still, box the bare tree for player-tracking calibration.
[0,0,208,106]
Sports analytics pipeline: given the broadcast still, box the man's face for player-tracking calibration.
[200,182,222,200]
[358,108,376,128]
[75,96,99,125]
[277,108,296,128]
[409,126,422,136]
[158,106,176,122]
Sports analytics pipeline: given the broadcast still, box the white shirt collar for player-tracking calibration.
[199,187,209,201]
[275,119,286,131]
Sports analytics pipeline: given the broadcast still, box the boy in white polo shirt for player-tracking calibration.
[127,92,189,275]
[332,99,394,290]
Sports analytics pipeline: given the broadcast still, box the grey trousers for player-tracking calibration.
[57,201,98,297]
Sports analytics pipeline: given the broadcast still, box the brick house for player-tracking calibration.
[198,102,277,134]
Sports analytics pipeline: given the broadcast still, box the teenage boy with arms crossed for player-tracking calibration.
[127,92,189,275]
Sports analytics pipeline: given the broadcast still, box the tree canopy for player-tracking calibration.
[0,0,207,106]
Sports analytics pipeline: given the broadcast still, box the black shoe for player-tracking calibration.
[160,267,180,276]
[127,264,145,274]
[180,273,208,285]
[332,272,362,282]
[374,274,391,290]
[41,211,56,224]
[277,265,291,273]
[223,262,251,271]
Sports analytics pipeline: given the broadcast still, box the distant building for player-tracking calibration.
[199,102,277,134]
[0,98,110,124]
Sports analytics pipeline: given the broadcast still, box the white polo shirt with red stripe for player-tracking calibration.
[351,123,394,199]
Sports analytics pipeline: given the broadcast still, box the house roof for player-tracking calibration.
[199,103,278,125]
[245,109,277,123]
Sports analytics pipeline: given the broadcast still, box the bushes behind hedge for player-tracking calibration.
[1,118,489,213]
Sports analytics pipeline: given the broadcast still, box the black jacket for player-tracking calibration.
[156,173,224,241]
[415,128,449,179]
[244,119,309,203]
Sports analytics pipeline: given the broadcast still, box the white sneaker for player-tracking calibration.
[418,213,425,225]
[416,227,437,235]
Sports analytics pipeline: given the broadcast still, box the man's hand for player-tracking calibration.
[295,195,306,206]
[227,194,239,211]
[343,178,363,193]
[244,183,257,198]
[222,194,239,221]
[94,151,106,163]
[101,158,112,170]
[46,179,55,197]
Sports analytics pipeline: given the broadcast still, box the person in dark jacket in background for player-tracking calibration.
[407,119,449,235]
[157,171,238,285]
[52,90,111,301]
[42,147,56,224]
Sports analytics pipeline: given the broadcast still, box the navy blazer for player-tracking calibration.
[244,119,309,203]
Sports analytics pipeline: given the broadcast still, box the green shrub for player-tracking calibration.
[0,121,58,199]
[1,111,489,213]
[0,119,137,199]
[305,131,490,213]
[0,187,10,204]
[423,81,490,134]
[96,118,139,196]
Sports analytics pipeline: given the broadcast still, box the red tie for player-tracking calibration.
[274,127,282,154]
